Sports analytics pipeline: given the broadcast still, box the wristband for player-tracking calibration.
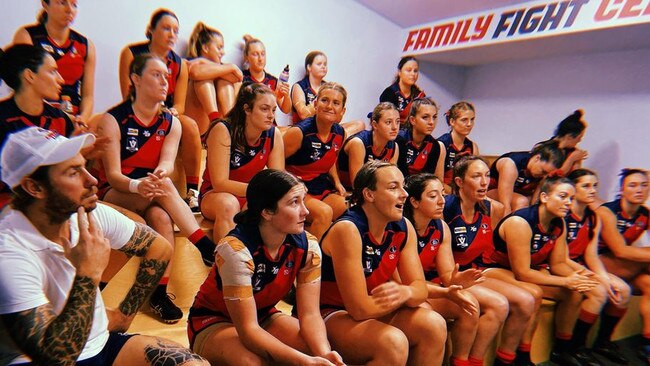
[128,179,141,193]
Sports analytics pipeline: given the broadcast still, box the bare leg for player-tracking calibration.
[387,306,448,366]
[466,284,509,359]
[178,114,202,194]
[304,195,334,240]
[200,191,241,243]
[428,295,479,360]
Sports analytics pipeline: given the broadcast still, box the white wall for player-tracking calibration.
[459,49,650,199]
[0,0,404,126]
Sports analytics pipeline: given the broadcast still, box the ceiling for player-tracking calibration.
[353,0,650,65]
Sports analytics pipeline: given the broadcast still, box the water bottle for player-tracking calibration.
[279,65,290,83]
[60,95,73,114]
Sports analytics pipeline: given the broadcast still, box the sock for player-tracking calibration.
[99,281,107,291]
[596,304,627,344]
[554,333,572,353]
[643,333,650,346]
[153,279,169,299]
[189,229,215,259]
[468,356,484,366]
[186,176,199,193]
[496,348,516,364]
[572,309,599,347]
[515,343,532,364]
[208,111,221,121]
[450,357,470,366]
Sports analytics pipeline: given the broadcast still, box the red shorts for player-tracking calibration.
[187,307,280,348]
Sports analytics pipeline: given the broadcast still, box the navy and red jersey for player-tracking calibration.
[379,82,425,123]
[337,130,397,188]
[598,199,649,255]
[291,76,320,124]
[285,117,344,196]
[320,206,409,309]
[26,23,88,114]
[189,223,309,322]
[489,151,540,196]
[416,219,445,282]
[0,98,75,145]
[200,121,276,196]
[242,69,278,90]
[565,206,597,264]
[395,129,441,178]
[95,101,173,187]
[128,42,181,107]
[486,205,564,269]
[438,132,474,185]
[443,195,493,270]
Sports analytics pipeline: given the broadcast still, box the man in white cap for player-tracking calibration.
[0,127,208,365]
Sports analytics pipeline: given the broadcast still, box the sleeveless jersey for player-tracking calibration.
[242,69,278,90]
[285,117,344,195]
[337,130,397,188]
[190,224,314,321]
[320,206,409,309]
[200,121,275,196]
[0,98,75,144]
[396,129,441,178]
[443,195,493,269]
[379,82,425,123]
[564,206,597,264]
[486,205,564,269]
[291,76,320,124]
[95,101,173,188]
[416,219,445,282]
[489,151,540,196]
[26,24,88,114]
[128,42,181,107]
[598,199,649,255]
[438,132,474,185]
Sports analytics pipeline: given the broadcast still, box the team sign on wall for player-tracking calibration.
[402,0,650,53]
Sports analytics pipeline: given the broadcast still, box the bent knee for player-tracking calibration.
[374,328,409,364]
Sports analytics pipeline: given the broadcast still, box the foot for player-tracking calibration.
[185,188,200,213]
[638,345,650,365]
[592,340,628,364]
[150,292,183,324]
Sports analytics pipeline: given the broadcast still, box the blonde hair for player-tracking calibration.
[187,22,222,59]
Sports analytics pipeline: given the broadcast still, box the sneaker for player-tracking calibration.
[185,188,200,213]
[150,292,183,324]
[592,340,628,364]
[551,348,602,366]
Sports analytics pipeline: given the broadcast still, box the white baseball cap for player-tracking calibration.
[0,127,95,188]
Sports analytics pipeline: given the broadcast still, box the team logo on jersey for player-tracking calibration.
[389,246,397,253]
[127,128,139,136]
[431,239,439,246]
[480,223,489,230]
[143,130,151,137]
[470,226,478,232]
[156,129,165,135]
[286,260,294,268]
[126,137,138,152]
[449,152,456,158]
[364,259,373,273]
[454,227,467,234]
[533,234,541,240]
[311,142,321,149]
[365,246,375,255]
[568,222,577,229]
[249,149,256,156]
[418,239,426,248]
[70,46,78,57]
[41,43,54,53]
[456,234,468,248]
[257,263,266,273]
[272,266,279,274]
[253,277,262,291]
[516,177,526,184]
[232,154,242,167]
[333,142,340,152]
[310,149,321,160]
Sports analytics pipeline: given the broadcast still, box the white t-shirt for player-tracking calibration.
[0,203,135,365]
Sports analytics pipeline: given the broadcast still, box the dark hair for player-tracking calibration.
[393,56,423,95]
[128,53,164,101]
[304,51,326,72]
[531,140,565,168]
[445,101,475,126]
[450,155,490,215]
[371,102,398,124]
[407,97,438,130]
[146,9,178,40]
[0,44,50,91]
[403,173,440,222]
[187,22,222,59]
[619,168,648,189]
[316,82,347,108]
[554,110,586,138]
[234,169,302,226]
[37,0,50,24]
[243,34,264,57]
[11,165,51,212]
[350,160,394,206]
[567,168,597,184]
[539,175,574,195]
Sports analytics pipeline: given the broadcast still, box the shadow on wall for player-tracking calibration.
[588,140,620,200]
[419,61,465,102]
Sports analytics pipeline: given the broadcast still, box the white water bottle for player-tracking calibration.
[279,65,290,83]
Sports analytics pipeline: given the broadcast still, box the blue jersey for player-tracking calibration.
[379,82,425,123]
[338,130,397,188]
[598,199,649,255]
[438,132,474,185]
[489,151,540,196]
[443,195,493,269]
[396,129,441,178]
[291,76,320,124]
[242,69,278,90]
[320,206,409,309]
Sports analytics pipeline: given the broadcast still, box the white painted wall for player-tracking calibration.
[0,0,404,126]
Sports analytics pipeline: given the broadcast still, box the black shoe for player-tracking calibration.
[572,348,602,366]
[550,348,601,366]
[185,189,200,214]
[592,340,628,364]
[150,292,183,324]
[638,345,650,365]
[551,350,582,366]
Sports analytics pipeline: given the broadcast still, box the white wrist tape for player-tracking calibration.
[129,179,141,193]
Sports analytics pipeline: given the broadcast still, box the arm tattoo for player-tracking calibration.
[144,338,207,365]
[2,276,97,365]
[119,258,168,316]
[119,223,158,257]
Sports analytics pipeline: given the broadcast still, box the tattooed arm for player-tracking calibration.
[109,223,172,331]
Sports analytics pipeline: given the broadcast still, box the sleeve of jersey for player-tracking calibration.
[0,246,47,314]
[91,203,136,250]
[297,233,322,286]
[215,237,255,300]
